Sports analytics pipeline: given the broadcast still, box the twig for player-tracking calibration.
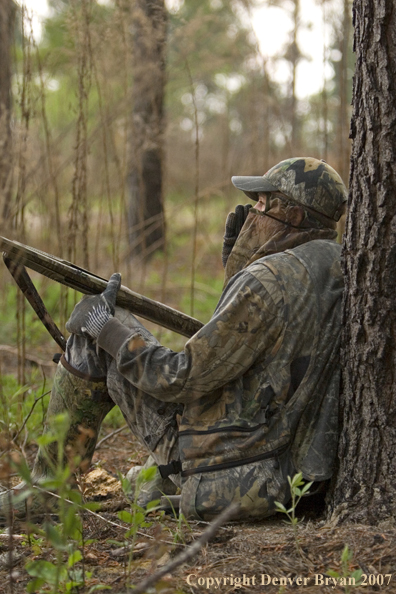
[34,485,154,538]
[96,424,128,449]
[130,503,239,594]
[13,391,50,445]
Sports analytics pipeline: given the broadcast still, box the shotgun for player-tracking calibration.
[0,236,204,350]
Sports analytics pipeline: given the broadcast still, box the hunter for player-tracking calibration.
[0,157,347,521]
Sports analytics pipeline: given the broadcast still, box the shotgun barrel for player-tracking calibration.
[0,236,203,339]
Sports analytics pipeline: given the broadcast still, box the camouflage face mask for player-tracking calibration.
[223,205,337,287]
[223,207,285,286]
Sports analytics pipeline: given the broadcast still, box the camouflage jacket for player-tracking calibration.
[98,239,343,482]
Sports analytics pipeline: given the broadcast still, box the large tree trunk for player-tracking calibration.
[128,0,167,260]
[328,0,396,525]
[0,0,14,221]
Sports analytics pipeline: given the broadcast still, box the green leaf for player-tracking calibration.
[14,458,33,483]
[10,488,34,507]
[351,569,363,583]
[44,523,67,550]
[118,472,132,495]
[37,434,57,447]
[327,570,340,578]
[134,512,145,525]
[341,545,352,563]
[83,501,101,512]
[66,489,83,504]
[289,473,303,488]
[118,510,134,523]
[68,549,83,568]
[301,482,313,494]
[138,466,157,484]
[274,502,286,512]
[27,577,46,592]
[146,499,161,511]
[26,560,58,584]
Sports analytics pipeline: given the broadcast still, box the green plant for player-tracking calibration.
[157,492,192,545]
[274,472,313,554]
[0,374,50,444]
[118,465,160,539]
[15,412,101,593]
[327,545,363,593]
[172,510,192,545]
[117,466,161,583]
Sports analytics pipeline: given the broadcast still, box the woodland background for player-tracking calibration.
[0,0,353,381]
[3,3,396,594]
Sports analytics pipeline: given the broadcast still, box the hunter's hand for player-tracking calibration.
[66,273,122,339]
[221,204,251,267]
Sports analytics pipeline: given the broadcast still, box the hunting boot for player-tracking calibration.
[0,355,114,523]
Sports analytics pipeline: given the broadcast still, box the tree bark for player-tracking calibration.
[0,0,14,221]
[329,0,396,525]
[128,0,167,259]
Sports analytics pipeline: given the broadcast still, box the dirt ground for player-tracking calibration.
[1,430,395,594]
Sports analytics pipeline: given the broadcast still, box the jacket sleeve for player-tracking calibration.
[97,266,285,403]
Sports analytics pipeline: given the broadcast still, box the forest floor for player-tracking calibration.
[0,428,395,594]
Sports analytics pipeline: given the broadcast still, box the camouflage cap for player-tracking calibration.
[232,157,348,222]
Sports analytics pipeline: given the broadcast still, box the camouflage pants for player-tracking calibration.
[65,308,182,488]
[65,308,295,520]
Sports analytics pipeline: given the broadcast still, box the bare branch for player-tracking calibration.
[131,503,239,594]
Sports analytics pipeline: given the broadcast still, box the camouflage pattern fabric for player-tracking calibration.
[223,203,337,286]
[66,315,183,488]
[88,238,343,520]
[265,158,347,220]
[181,448,296,520]
[232,157,347,222]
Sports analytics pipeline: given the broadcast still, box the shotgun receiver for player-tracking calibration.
[0,236,203,350]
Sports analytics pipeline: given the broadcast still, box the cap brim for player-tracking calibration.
[231,176,278,195]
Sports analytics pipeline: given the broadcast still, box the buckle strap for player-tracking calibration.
[60,354,107,383]
[181,443,290,478]
[158,459,182,479]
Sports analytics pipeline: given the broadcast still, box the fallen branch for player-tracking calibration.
[130,503,239,594]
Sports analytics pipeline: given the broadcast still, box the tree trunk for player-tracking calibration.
[0,0,14,221]
[328,0,396,525]
[290,0,300,152]
[128,0,167,259]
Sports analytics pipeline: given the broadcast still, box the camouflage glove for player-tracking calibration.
[221,204,251,268]
[66,273,121,339]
